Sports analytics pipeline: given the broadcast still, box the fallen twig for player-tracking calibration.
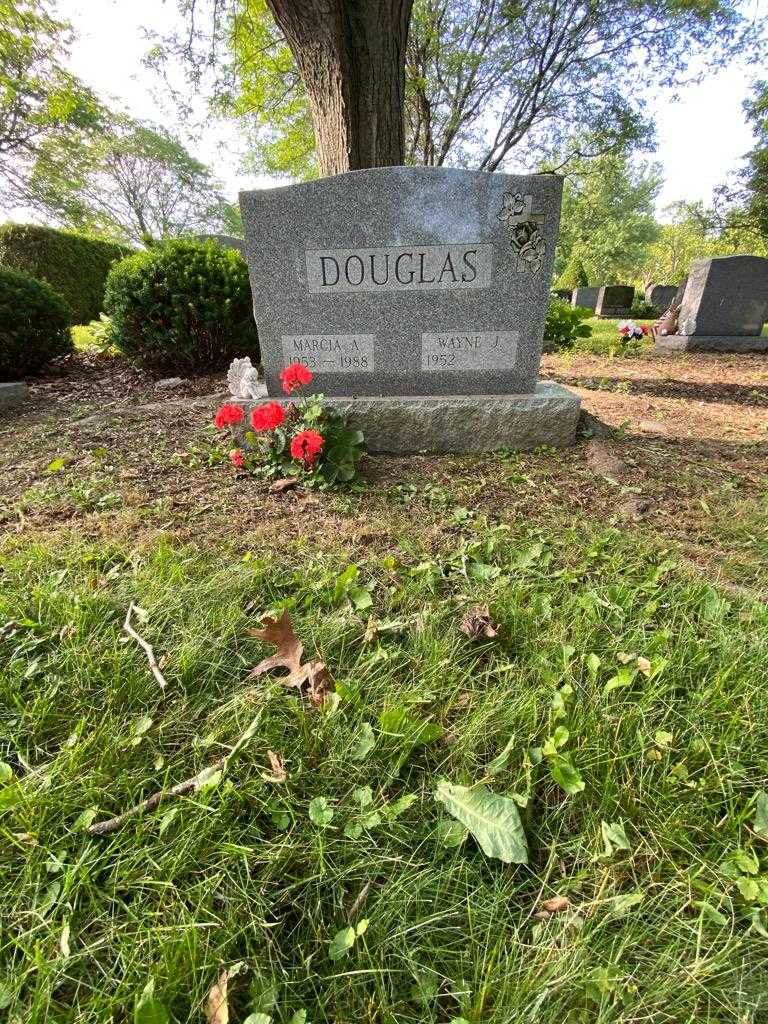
[123,602,168,691]
[86,757,226,836]
[349,880,372,920]
[87,711,264,837]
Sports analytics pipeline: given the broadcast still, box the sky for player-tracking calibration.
[7,0,763,221]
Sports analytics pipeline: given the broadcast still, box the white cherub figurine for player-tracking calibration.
[227,356,264,399]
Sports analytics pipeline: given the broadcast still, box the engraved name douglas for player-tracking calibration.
[306,243,492,294]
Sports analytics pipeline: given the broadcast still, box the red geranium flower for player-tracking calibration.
[290,429,324,465]
[280,362,313,395]
[229,448,245,468]
[250,402,285,432]
[641,324,649,335]
[214,403,245,429]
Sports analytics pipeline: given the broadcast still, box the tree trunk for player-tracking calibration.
[265,0,413,176]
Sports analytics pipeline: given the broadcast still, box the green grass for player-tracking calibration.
[70,324,98,352]
[570,318,768,358]
[70,318,114,355]
[570,318,654,357]
[2,520,768,1022]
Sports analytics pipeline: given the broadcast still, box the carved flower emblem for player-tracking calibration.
[498,191,527,226]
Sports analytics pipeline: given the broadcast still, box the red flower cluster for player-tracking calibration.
[229,448,245,468]
[290,429,324,465]
[250,402,285,432]
[280,362,313,395]
[214,403,245,429]
[641,324,649,335]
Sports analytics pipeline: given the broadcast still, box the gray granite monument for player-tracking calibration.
[571,287,599,311]
[595,285,634,318]
[237,167,580,453]
[655,255,768,353]
[646,284,677,312]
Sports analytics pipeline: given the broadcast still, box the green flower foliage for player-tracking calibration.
[0,267,73,380]
[0,223,131,325]
[104,240,259,373]
[543,299,593,352]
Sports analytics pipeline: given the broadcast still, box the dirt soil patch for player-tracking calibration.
[2,349,767,589]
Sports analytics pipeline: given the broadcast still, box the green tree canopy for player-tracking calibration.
[150,0,766,179]
[638,202,720,286]
[556,152,661,284]
[25,114,231,244]
[0,0,101,201]
[711,81,768,250]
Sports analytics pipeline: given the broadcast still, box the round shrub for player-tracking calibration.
[556,253,588,291]
[104,240,259,373]
[0,267,73,380]
[543,298,593,352]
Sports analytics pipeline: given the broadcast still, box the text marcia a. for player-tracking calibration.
[306,243,492,294]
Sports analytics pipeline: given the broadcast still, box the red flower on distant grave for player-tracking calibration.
[251,402,285,432]
[280,362,313,395]
[229,448,245,468]
[290,429,324,465]
[214,403,245,429]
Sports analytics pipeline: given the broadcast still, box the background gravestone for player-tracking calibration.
[656,255,768,352]
[196,234,246,256]
[236,167,581,451]
[595,285,634,318]
[646,284,677,311]
[571,287,599,311]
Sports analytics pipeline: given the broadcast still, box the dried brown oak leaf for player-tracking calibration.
[264,749,287,782]
[204,969,230,1024]
[460,604,499,641]
[533,895,571,920]
[269,477,299,494]
[249,609,334,706]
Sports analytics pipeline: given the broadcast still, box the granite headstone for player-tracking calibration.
[240,167,563,398]
[571,287,599,311]
[646,284,677,312]
[595,285,634,318]
[656,255,768,352]
[235,167,581,451]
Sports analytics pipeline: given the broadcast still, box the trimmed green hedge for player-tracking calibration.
[0,224,132,325]
[0,267,73,380]
[104,240,259,373]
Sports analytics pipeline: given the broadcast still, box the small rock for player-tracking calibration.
[155,377,185,391]
[584,440,631,482]
[616,497,651,521]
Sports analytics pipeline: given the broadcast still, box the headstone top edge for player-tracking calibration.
[238,167,563,202]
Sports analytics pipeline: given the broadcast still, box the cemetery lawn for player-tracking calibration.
[2,340,768,1022]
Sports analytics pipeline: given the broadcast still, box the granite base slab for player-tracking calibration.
[0,382,29,411]
[233,381,581,454]
[655,334,768,353]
